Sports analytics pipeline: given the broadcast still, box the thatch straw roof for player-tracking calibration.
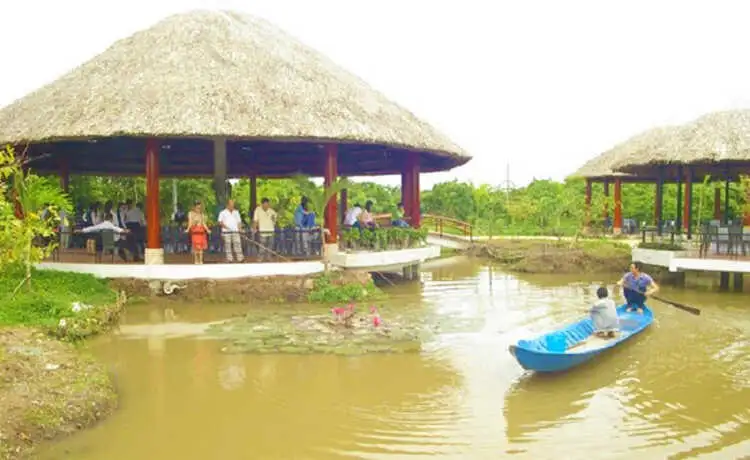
[612,110,750,180]
[0,10,470,176]
[569,127,676,181]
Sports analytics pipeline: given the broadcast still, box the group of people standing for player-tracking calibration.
[68,194,414,264]
[184,198,278,264]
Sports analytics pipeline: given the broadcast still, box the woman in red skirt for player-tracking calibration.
[187,200,210,264]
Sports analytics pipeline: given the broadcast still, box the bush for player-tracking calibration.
[637,242,686,251]
[307,273,385,303]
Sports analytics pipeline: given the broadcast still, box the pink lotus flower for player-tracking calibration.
[370,306,382,327]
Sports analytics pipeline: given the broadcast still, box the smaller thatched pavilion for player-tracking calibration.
[570,127,670,233]
[0,10,471,264]
[612,110,750,229]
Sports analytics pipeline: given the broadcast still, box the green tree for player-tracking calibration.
[1,147,71,290]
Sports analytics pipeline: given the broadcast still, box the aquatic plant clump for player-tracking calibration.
[208,305,437,356]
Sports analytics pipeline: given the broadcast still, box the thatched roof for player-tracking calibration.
[0,10,470,177]
[569,127,676,181]
[613,110,750,180]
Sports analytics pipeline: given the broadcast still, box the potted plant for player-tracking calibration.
[361,229,377,250]
[376,228,390,251]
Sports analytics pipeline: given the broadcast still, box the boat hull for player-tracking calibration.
[509,304,653,373]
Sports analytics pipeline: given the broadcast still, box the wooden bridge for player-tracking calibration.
[372,213,475,249]
[422,214,475,250]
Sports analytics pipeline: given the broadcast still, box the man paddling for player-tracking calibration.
[617,262,659,314]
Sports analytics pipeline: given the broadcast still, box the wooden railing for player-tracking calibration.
[423,214,473,241]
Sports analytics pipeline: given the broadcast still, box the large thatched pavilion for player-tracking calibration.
[611,110,750,228]
[0,10,470,264]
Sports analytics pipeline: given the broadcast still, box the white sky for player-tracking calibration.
[2,0,750,189]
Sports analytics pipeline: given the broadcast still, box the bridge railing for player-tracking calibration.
[422,214,473,242]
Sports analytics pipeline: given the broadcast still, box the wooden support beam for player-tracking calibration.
[323,145,338,244]
[145,139,161,250]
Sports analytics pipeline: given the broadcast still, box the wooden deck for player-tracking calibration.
[681,249,750,262]
[633,247,750,274]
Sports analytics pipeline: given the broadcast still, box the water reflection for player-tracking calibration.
[39,259,750,459]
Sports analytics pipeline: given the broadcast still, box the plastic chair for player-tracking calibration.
[96,230,116,263]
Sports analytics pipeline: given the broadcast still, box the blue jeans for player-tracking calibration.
[624,287,646,308]
[392,219,409,228]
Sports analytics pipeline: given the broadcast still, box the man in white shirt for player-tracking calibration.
[253,198,277,261]
[343,203,363,228]
[218,199,244,263]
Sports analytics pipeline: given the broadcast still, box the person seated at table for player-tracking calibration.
[343,203,363,230]
[359,200,377,229]
[77,214,132,261]
[589,286,619,338]
[617,262,659,314]
[392,202,410,228]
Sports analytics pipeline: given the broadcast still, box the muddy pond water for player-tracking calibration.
[39,258,750,459]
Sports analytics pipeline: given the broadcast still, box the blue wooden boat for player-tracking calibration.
[508,304,653,373]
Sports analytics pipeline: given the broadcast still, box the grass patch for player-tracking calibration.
[475,238,632,274]
[0,267,124,341]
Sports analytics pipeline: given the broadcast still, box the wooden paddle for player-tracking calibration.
[624,285,701,316]
[649,294,701,316]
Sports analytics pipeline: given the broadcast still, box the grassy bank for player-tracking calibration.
[472,238,632,274]
[0,268,124,458]
[0,268,125,341]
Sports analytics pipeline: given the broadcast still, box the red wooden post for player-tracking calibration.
[145,139,161,250]
[407,151,421,228]
[613,178,623,233]
[584,179,592,227]
[323,144,338,244]
[59,155,69,193]
[714,187,722,221]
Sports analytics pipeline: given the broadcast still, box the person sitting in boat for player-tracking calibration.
[617,262,659,314]
[590,286,619,338]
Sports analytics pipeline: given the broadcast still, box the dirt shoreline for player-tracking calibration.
[0,328,117,459]
[109,270,376,303]
[469,238,633,274]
